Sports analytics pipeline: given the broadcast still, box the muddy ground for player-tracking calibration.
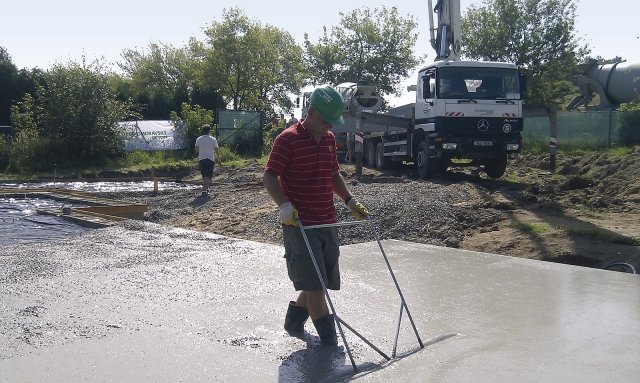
[99,147,640,272]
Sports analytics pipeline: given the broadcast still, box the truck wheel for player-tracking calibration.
[484,155,508,179]
[416,140,433,179]
[375,142,390,170]
[365,141,376,167]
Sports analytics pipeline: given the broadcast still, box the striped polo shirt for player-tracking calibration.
[265,122,340,226]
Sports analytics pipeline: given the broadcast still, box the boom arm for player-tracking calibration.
[428,0,462,61]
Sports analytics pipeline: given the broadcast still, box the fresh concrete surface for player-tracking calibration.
[1,221,638,382]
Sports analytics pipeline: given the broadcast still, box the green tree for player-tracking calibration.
[461,0,589,107]
[201,7,306,112]
[0,47,54,128]
[304,6,421,97]
[0,47,19,125]
[583,55,624,65]
[118,42,224,119]
[9,60,134,171]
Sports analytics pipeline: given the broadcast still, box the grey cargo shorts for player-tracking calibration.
[282,225,340,291]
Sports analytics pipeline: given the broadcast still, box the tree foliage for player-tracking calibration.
[583,55,624,65]
[0,47,52,128]
[118,42,223,119]
[461,0,589,107]
[7,60,134,172]
[0,47,18,126]
[201,7,306,113]
[304,6,421,96]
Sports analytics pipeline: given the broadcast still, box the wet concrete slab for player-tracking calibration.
[0,221,638,382]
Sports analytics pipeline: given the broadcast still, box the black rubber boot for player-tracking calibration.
[313,314,338,346]
[284,301,309,336]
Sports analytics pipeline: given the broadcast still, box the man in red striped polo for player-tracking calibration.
[263,85,369,346]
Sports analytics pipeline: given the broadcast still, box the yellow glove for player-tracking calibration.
[347,197,369,220]
[279,202,299,226]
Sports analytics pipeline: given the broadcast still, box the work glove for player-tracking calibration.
[347,198,369,221]
[279,202,299,226]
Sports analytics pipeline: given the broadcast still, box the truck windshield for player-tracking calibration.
[438,67,520,100]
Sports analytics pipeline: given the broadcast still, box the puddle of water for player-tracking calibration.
[1,181,198,246]
[0,181,198,193]
[0,197,90,246]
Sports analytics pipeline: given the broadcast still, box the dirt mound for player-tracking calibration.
[509,148,640,212]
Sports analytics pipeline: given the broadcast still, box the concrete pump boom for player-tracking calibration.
[428,0,462,61]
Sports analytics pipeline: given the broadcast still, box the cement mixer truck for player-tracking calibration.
[366,58,524,179]
[300,0,525,178]
[566,59,640,110]
[314,0,525,178]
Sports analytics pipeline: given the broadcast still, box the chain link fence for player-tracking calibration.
[217,110,265,156]
[523,111,632,150]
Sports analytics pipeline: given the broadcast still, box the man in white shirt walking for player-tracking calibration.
[195,124,221,196]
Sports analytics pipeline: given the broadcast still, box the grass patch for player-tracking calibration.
[512,222,550,234]
[522,145,637,157]
[216,152,268,168]
[572,206,604,219]
[521,141,548,154]
[0,147,257,180]
[558,225,640,246]
[499,173,520,183]
[513,219,640,245]
[608,146,634,157]
[117,150,193,171]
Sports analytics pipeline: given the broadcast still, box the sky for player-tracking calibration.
[2,0,639,107]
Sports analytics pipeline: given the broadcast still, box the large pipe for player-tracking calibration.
[572,61,640,109]
[590,61,640,105]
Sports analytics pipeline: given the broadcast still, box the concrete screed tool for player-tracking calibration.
[297,216,424,372]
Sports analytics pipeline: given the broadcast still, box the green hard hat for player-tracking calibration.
[309,85,345,126]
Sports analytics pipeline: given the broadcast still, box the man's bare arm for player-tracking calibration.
[263,170,288,207]
[332,171,353,203]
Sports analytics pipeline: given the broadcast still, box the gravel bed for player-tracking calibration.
[98,172,506,249]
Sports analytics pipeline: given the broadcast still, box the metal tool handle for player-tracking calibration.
[297,215,424,363]
[299,220,369,230]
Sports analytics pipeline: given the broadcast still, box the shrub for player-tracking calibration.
[217,146,241,163]
[6,128,52,173]
[0,136,10,171]
[617,103,640,146]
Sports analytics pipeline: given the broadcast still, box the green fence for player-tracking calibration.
[524,111,625,150]
[217,110,265,156]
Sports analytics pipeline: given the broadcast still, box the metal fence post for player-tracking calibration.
[549,106,557,173]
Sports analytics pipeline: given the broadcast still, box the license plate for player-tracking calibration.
[474,140,493,146]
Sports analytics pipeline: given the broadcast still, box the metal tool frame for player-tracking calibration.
[297,216,424,371]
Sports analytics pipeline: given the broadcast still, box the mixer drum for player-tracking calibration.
[592,62,640,104]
